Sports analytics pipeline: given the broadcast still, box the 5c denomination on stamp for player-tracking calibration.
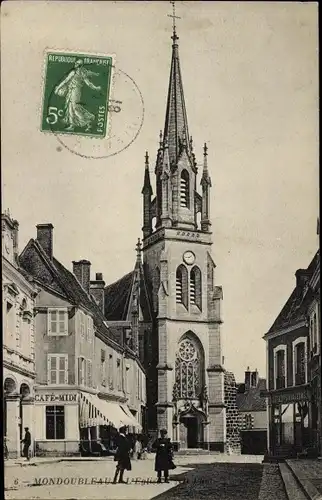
[41,51,114,138]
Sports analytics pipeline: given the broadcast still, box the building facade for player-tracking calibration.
[263,251,320,459]
[103,25,233,452]
[19,223,146,457]
[2,211,38,458]
[237,369,267,455]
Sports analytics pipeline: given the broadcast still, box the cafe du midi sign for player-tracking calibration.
[34,392,79,403]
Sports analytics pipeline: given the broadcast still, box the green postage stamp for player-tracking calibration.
[41,51,113,138]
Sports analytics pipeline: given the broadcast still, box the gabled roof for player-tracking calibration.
[267,251,319,333]
[236,378,267,412]
[19,239,121,345]
[104,264,154,323]
[104,271,135,321]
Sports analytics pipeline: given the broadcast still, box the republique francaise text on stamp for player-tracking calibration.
[41,51,114,138]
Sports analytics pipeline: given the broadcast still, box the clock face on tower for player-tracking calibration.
[183,251,195,265]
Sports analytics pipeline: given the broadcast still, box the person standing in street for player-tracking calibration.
[113,426,132,484]
[21,427,31,461]
[153,429,176,483]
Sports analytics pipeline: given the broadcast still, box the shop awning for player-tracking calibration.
[120,404,142,433]
[79,393,109,428]
[79,393,141,431]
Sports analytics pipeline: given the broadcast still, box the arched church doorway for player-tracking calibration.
[179,409,205,449]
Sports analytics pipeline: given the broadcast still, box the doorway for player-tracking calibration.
[186,417,198,448]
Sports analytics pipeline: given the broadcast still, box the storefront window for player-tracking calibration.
[46,406,65,439]
[295,342,305,385]
[276,350,286,389]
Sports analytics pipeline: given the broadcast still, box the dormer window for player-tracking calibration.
[180,170,190,208]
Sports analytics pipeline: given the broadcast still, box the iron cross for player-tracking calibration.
[168,1,181,34]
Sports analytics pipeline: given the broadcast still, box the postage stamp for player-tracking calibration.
[41,51,114,138]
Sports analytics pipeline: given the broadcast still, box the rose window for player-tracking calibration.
[179,340,196,361]
[175,338,201,399]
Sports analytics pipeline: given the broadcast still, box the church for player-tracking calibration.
[104,22,237,452]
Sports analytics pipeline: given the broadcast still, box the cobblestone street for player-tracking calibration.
[5,455,287,500]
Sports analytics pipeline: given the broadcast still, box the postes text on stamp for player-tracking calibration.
[41,52,113,138]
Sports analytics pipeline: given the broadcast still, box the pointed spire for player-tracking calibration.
[201,143,211,186]
[164,1,191,166]
[159,130,163,148]
[136,238,142,264]
[142,151,152,194]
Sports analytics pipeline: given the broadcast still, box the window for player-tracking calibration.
[273,345,286,389]
[47,354,68,385]
[190,266,202,309]
[293,337,307,386]
[6,301,16,341]
[125,366,130,394]
[180,170,190,208]
[176,264,188,308]
[87,360,92,387]
[80,312,85,339]
[244,414,254,430]
[48,309,68,336]
[46,406,65,439]
[175,337,202,398]
[78,357,85,385]
[87,316,93,343]
[108,354,113,389]
[101,350,106,386]
[117,358,121,390]
[137,367,140,399]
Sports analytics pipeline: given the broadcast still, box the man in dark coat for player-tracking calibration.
[113,426,132,484]
[153,429,176,483]
[21,427,31,461]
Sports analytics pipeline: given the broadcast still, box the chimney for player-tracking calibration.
[251,369,259,388]
[36,224,54,259]
[90,272,105,315]
[245,366,251,390]
[295,269,310,289]
[73,260,91,294]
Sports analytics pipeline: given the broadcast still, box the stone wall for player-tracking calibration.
[224,370,242,454]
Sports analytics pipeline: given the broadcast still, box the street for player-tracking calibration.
[5,455,287,500]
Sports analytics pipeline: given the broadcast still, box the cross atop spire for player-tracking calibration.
[163,1,191,166]
[168,1,181,43]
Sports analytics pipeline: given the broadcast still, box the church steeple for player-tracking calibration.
[163,3,192,166]
[142,2,212,237]
[142,152,153,238]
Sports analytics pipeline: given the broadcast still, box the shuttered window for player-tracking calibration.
[47,354,68,385]
[47,309,68,336]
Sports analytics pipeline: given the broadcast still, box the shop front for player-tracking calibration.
[267,386,311,458]
[33,387,142,457]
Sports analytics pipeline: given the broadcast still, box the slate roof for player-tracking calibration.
[267,251,319,333]
[236,378,267,412]
[104,266,153,322]
[104,271,135,321]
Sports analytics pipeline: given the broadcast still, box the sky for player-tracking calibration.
[1,1,319,382]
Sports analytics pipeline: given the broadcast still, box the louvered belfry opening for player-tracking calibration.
[176,265,188,308]
[190,270,196,304]
[180,170,190,208]
[176,267,183,303]
[190,266,202,310]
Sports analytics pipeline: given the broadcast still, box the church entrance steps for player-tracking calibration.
[174,448,220,456]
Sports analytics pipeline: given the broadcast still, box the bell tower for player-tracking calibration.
[141,3,225,452]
